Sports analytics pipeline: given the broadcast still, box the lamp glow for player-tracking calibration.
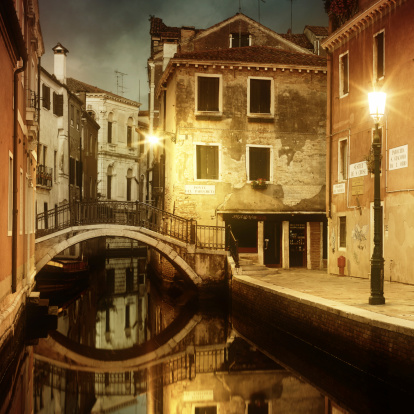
[368,92,386,122]
[148,135,159,146]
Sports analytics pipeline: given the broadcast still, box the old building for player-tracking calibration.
[67,77,141,203]
[0,0,44,409]
[149,14,328,269]
[322,0,414,284]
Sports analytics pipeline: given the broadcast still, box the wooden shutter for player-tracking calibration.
[197,77,219,112]
[197,145,218,179]
[249,147,270,180]
[250,79,271,114]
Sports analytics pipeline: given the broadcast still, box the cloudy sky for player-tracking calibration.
[39,0,328,109]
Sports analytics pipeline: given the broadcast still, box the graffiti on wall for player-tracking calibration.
[351,223,368,250]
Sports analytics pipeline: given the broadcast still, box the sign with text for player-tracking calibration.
[389,145,408,170]
[349,161,368,178]
[183,390,213,402]
[333,183,345,194]
[185,185,215,195]
[351,177,364,195]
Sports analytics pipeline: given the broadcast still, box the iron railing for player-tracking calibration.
[36,201,230,253]
[226,225,240,268]
[36,165,53,188]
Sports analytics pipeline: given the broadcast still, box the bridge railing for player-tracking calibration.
[36,201,228,251]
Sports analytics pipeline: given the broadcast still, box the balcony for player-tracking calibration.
[36,165,53,189]
[26,89,39,125]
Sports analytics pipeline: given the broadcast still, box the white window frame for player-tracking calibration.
[373,29,385,81]
[195,74,222,115]
[338,214,347,251]
[246,144,273,183]
[8,151,13,236]
[229,33,252,48]
[339,51,349,98]
[247,76,274,118]
[194,143,221,181]
[338,137,348,182]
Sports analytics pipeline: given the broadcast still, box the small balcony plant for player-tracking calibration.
[251,178,268,189]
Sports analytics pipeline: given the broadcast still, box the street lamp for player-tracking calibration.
[368,91,386,305]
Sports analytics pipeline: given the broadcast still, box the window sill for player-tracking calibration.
[339,93,349,99]
[195,112,222,120]
[247,114,274,123]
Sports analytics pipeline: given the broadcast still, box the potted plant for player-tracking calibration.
[251,178,268,189]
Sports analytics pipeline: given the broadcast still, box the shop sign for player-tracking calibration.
[230,214,266,221]
[185,185,215,195]
[349,161,368,178]
[333,183,345,194]
[389,145,408,170]
[183,390,213,402]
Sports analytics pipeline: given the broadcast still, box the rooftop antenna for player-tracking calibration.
[258,0,265,24]
[115,70,127,96]
[288,0,296,32]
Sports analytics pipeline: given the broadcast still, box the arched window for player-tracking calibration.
[127,117,134,147]
[127,168,133,201]
[107,165,113,199]
[108,112,114,144]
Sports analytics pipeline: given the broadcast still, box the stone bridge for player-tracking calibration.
[35,201,232,286]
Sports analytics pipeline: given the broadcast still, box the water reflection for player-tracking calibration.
[31,237,327,413]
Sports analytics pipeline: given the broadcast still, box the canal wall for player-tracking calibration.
[231,274,414,401]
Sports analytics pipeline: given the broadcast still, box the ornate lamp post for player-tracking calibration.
[368,91,386,305]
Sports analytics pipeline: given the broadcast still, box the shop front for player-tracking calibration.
[224,213,327,270]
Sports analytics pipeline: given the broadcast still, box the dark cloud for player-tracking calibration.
[39,0,327,108]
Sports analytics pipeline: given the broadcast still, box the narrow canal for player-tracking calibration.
[1,237,412,413]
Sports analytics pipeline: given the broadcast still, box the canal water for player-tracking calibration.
[2,237,411,413]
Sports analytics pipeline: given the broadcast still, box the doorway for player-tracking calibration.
[289,223,306,267]
[264,221,281,266]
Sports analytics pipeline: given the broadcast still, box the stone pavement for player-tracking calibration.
[236,266,414,330]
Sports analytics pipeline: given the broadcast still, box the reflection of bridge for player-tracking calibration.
[34,312,228,396]
[35,201,239,284]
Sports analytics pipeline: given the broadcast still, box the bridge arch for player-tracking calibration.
[35,225,202,285]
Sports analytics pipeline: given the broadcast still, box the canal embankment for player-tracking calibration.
[230,263,414,412]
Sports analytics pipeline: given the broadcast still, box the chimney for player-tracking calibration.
[52,43,69,84]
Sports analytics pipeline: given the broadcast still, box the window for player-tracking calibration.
[196,144,219,180]
[195,407,216,414]
[127,169,133,201]
[107,165,113,199]
[338,138,348,181]
[230,33,250,48]
[339,216,346,248]
[8,152,13,235]
[108,121,113,143]
[196,75,221,113]
[76,160,82,188]
[247,145,272,182]
[248,77,273,116]
[76,109,80,130]
[69,157,75,185]
[53,92,63,116]
[127,126,132,147]
[374,31,385,80]
[339,52,349,96]
[42,84,50,109]
[125,304,130,329]
[54,151,57,182]
[70,105,74,126]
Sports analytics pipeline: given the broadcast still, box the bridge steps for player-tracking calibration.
[238,256,280,277]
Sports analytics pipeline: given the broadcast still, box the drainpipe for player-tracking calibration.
[12,57,28,292]
[326,49,333,219]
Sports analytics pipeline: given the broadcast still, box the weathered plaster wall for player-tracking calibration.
[163,65,326,225]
